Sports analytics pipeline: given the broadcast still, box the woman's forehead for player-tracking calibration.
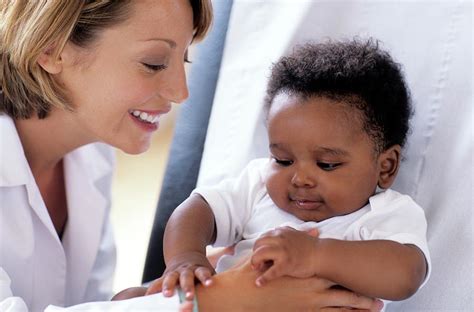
[117,0,194,43]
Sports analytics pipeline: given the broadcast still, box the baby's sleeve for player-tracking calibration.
[193,158,269,247]
[346,189,431,286]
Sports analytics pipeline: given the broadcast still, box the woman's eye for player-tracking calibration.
[317,162,341,171]
[142,63,168,72]
[274,158,293,167]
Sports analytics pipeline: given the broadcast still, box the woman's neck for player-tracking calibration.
[14,109,93,175]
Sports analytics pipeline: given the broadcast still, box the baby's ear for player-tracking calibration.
[377,145,401,189]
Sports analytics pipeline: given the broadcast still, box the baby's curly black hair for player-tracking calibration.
[264,38,413,152]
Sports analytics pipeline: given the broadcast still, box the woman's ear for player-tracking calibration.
[36,45,63,74]
[377,145,401,189]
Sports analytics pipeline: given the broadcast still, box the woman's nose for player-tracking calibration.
[291,168,316,188]
[161,63,189,104]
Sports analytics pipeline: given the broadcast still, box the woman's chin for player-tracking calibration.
[118,141,151,155]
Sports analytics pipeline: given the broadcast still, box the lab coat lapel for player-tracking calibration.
[0,115,61,243]
[62,143,112,304]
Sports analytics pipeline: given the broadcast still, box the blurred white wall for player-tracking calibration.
[110,106,178,292]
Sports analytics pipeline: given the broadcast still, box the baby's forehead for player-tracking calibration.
[268,92,379,146]
[269,92,365,123]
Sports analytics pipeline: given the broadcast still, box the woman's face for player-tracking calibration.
[265,94,382,222]
[57,0,194,154]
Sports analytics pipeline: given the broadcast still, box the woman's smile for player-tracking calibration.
[128,107,171,132]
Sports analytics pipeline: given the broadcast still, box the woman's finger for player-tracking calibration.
[145,277,164,295]
[320,288,383,312]
[178,301,194,312]
[320,308,370,312]
[112,286,147,300]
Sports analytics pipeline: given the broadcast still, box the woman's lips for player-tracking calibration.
[128,107,172,132]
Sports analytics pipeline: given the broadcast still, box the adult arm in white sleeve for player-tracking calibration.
[2,267,180,312]
[44,294,180,312]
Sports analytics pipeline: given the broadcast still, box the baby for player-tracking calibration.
[151,39,430,309]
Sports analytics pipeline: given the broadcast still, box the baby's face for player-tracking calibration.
[265,94,381,222]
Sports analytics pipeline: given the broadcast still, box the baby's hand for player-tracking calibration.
[146,251,214,301]
[251,226,320,286]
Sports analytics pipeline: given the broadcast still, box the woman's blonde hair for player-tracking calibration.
[0,0,212,119]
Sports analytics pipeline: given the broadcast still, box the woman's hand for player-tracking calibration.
[146,251,215,300]
[206,245,235,268]
[111,287,147,300]
[196,259,384,312]
[111,286,195,312]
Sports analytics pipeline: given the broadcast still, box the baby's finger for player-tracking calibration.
[255,263,284,287]
[179,269,196,300]
[145,277,163,295]
[305,228,319,237]
[194,266,213,286]
[251,245,281,270]
[253,235,279,251]
[161,271,180,297]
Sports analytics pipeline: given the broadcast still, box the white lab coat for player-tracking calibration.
[0,115,116,312]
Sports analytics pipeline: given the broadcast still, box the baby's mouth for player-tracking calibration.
[290,196,323,210]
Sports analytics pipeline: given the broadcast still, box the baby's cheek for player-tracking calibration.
[266,183,287,210]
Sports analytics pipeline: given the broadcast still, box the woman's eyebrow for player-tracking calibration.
[140,38,177,49]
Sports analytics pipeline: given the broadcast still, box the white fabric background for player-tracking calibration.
[198,0,473,310]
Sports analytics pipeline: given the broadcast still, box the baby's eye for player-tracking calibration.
[317,162,341,171]
[274,158,293,167]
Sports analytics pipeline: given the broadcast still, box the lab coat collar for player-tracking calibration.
[0,114,30,186]
[0,114,115,303]
[0,114,113,187]
[62,142,114,304]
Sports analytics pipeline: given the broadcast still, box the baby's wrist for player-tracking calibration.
[311,237,328,275]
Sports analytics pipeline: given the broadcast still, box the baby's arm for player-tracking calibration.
[147,194,216,300]
[251,227,427,301]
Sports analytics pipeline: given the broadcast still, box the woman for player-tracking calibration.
[0,0,381,311]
